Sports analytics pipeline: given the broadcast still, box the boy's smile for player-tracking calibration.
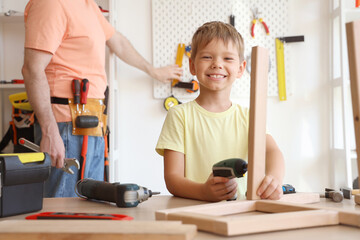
[190,39,246,93]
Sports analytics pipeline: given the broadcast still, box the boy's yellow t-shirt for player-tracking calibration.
[156,100,250,196]
[24,0,115,122]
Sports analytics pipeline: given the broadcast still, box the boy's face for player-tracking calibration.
[189,39,246,93]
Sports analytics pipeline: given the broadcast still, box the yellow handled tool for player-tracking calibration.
[275,36,304,101]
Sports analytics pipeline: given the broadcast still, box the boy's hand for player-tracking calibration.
[257,175,283,200]
[202,174,238,202]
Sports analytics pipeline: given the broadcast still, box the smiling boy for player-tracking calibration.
[156,21,284,201]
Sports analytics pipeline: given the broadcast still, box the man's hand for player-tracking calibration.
[201,174,238,202]
[40,125,65,168]
[149,64,183,83]
[257,175,283,200]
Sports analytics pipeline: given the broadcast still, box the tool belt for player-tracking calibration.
[51,97,107,137]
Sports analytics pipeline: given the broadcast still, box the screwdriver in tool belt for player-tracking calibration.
[72,79,80,112]
[81,78,89,112]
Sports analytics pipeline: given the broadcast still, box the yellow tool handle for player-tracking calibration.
[275,38,286,101]
[171,43,186,87]
[175,43,186,67]
[0,153,45,164]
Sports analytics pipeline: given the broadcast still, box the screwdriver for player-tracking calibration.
[72,79,80,112]
[81,78,89,112]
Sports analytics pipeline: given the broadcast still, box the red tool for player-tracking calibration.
[357,0,360,7]
[80,135,88,179]
[80,78,89,179]
[26,212,133,220]
[251,8,269,38]
[72,79,80,112]
[11,79,24,84]
[80,78,89,112]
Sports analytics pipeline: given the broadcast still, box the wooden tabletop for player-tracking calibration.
[2,195,360,239]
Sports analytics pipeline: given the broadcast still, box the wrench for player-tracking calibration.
[18,138,80,174]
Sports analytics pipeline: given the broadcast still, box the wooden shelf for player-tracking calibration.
[0,84,25,89]
[0,13,24,23]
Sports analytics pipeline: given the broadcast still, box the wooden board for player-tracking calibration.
[156,200,360,236]
[346,19,360,204]
[247,46,269,200]
[278,192,320,204]
[0,220,197,240]
[356,194,360,205]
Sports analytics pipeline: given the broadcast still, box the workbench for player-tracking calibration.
[1,195,360,239]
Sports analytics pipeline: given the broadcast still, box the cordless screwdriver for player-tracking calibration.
[76,178,160,208]
[212,158,248,178]
[212,158,248,200]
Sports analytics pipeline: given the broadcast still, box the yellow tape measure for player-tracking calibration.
[275,38,286,101]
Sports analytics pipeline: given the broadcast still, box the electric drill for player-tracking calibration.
[76,178,160,207]
[212,158,248,178]
[212,158,248,200]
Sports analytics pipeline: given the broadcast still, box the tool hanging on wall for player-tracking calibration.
[250,7,270,38]
[275,36,304,101]
[164,43,198,111]
[356,0,360,8]
[229,14,235,27]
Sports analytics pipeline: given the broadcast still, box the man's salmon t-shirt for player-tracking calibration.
[24,0,115,122]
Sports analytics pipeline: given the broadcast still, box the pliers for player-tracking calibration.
[251,8,270,38]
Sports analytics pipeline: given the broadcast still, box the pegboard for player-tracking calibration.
[152,0,290,99]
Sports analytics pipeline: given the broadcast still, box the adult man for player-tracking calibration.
[22,0,182,197]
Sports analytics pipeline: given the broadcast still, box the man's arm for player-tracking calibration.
[257,134,285,200]
[106,32,182,83]
[22,48,65,168]
[164,149,237,202]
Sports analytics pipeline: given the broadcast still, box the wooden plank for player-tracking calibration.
[278,192,320,204]
[156,200,256,220]
[356,194,360,205]
[346,20,360,201]
[167,209,339,236]
[247,46,269,200]
[255,200,315,213]
[0,220,197,240]
[338,210,360,228]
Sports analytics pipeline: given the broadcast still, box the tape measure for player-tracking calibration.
[164,95,181,111]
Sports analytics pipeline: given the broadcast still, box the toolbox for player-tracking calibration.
[0,152,50,217]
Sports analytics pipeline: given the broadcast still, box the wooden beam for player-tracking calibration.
[346,20,360,202]
[167,209,339,236]
[247,46,269,200]
[156,200,256,220]
[0,220,197,240]
[356,194,360,205]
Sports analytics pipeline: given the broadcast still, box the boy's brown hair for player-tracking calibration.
[191,21,245,62]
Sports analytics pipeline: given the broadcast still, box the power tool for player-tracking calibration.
[75,178,160,208]
[212,158,248,200]
[212,158,248,178]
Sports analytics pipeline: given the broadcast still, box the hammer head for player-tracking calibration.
[340,187,352,199]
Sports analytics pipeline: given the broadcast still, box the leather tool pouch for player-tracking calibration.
[69,98,106,137]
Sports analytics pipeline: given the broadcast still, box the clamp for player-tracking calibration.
[251,8,270,38]
[18,138,80,174]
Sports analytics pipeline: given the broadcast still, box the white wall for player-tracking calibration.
[114,0,332,195]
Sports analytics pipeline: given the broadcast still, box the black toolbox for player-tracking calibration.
[0,153,50,217]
